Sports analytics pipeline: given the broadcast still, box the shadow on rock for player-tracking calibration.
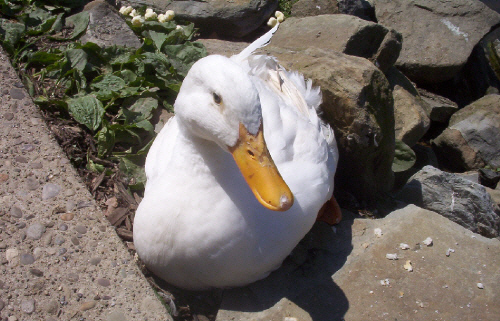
[218,219,354,320]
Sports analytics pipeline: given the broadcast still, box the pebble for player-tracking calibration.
[60,212,74,221]
[26,177,39,190]
[45,300,59,314]
[10,206,23,218]
[26,222,46,240]
[31,162,43,169]
[67,273,79,282]
[0,173,9,182]
[400,243,410,250]
[75,225,87,234]
[20,253,35,265]
[97,278,111,287]
[30,268,44,277]
[71,236,80,245]
[374,228,383,237]
[15,155,28,163]
[6,248,19,264]
[58,248,67,255]
[446,248,455,257]
[20,299,36,314]
[422,237,433,246]
[42,183,61,200]
[107,311,127,321]
[10,87,25,100]
[21,144,34,152]
[59,223,68,231]
[54,235,66,245]
[3,112,14,120]
[79,301,96,311]
[90,257,102,265]
[0,242,6,249]
[386,253,399,260]
[15,222,26,229]
[477,283,484,289]
[0,299,4,311]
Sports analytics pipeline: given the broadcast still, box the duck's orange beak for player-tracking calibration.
[229,123,293,212]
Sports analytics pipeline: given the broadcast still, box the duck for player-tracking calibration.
[133,24,340,290]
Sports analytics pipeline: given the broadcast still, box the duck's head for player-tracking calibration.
[175,55,293,211]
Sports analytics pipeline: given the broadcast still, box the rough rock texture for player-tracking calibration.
[123,0,278,37]
[80,0,141,48]
[291,0,339,17]
[264,46,395,206]
[397,166,500,238]
[432,94,500,171]
[386,67,430,147]
[0,47,168,320]
[374,0,500,84]
[271,14,402,72]
[217,205,500,320]
[418,88,459,123]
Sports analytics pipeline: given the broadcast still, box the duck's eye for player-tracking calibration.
[213,92,222,104]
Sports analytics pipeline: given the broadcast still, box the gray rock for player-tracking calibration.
[79,0,141,48]
[42,183,61,200]
[107,311,128,321]
[418,88,459,123]
[271,14,401,72]
[21,299,35,314]
[291,0,339,17]
[264,46,395,206]
[26,177,39,190]
[125,0,278,38]
[397,166,500,238]
[26,222,46,240]
[374,0,500,84]
[218,205,500,320]
[10,206,23,218]
[432,94,500,171]
[20,253,35,265]
[10,87,25,100]
[386,67,430,147]
[45,300,59,314]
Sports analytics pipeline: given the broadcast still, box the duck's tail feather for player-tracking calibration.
[231,24,279,64]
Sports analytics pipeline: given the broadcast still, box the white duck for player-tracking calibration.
[133,25,340,290]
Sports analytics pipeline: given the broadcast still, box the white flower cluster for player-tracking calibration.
[267,11,285,27]
[119,6,176,27]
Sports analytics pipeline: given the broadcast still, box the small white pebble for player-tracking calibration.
[380,279,390,286]
[386,253,398,260]
[404,260,413,272]
[400,243,410,250]
[477,283,484,289]
[422,237,433,246]
[374,228,383,237]
[369,290,374,294]
[445,248,455,257]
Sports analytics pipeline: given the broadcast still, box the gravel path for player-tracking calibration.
[0,47,169,320]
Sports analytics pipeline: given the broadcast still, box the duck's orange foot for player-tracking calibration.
[317,194,342,225]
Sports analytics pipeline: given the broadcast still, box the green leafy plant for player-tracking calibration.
[1,0,206,192]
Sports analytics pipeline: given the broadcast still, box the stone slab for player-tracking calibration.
[217,205,500,320]
[0,47,169,320]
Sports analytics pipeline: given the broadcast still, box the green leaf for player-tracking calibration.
[91,74,126,91]
[96,124,115,157]
[27,51,62,67]
[122,95,158,123]
[118,156,147,190]
[64,48,88,71]
[67,94,105,131]
[149,30,167,51]
[0,19,25,52]
[64,11,89,40]
[163,42,206,76]
[392,139,417,172]
[87,158,105,173]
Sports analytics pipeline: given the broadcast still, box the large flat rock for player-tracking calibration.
[217,205,500,320]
